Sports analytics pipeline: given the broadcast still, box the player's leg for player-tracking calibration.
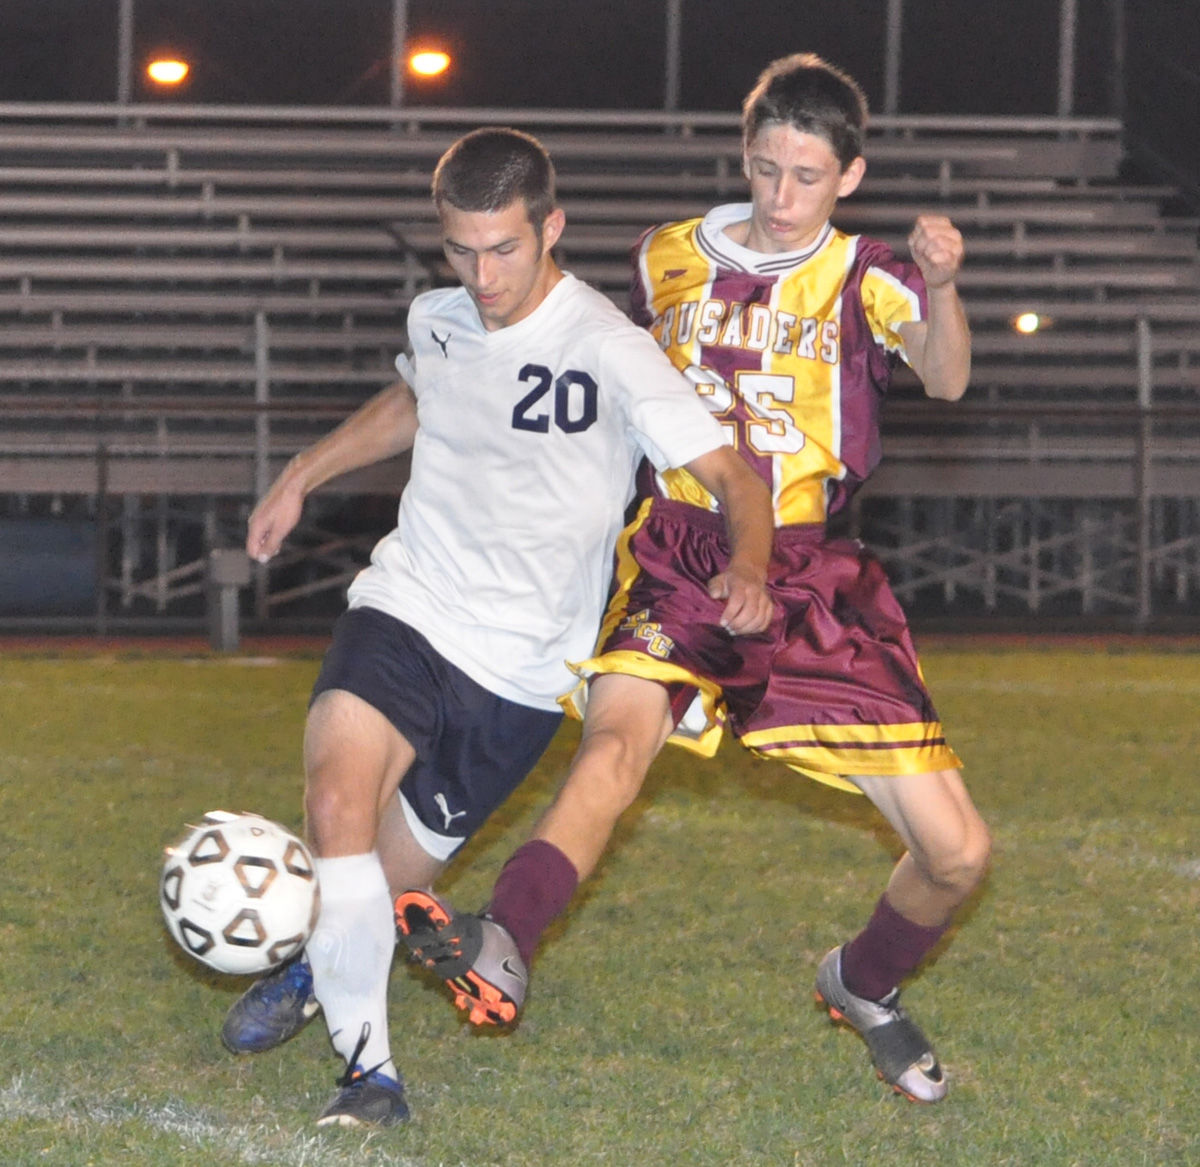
[398,671,675,1023]
[851,767,991,935]
[488,670,676,949]
[269,606,452,1126]
[723,535,987,1100]
[815,767,991,1103]
[304,688,413,1127]
[528,671,677,880]
[376,790,446,892]
[221,790,443,1058]
[227,607,562,1065]
[307,618,567,1125]
[220,607,418,1073]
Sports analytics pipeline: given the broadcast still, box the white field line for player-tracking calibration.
[0,1074,432,1167]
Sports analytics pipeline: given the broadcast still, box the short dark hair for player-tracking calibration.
[432,127,557,229]
[742,53,868,170]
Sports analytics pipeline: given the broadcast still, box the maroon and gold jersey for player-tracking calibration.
[631,203,927,527]
[558,204,963,785]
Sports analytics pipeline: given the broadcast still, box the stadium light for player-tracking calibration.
[408,49,451,79]
[1012,311,1049,334]
[146,58,190,86]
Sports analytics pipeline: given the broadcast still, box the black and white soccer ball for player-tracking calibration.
[160,810,320,975]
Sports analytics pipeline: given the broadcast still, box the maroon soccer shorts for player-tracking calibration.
[563,499,961,793]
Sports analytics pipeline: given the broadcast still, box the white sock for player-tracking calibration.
[307,852,398,1081]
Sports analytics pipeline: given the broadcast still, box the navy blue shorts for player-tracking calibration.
[311,606,562,856]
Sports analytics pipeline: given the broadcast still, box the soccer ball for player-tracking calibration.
[160,810,320,975]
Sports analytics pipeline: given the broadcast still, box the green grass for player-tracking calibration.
[1,646,1197,1166]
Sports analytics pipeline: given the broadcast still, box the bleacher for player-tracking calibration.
[2,104,1198,627]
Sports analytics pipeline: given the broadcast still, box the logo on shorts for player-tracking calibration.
[433,792,467,831]
[620,609,675,660]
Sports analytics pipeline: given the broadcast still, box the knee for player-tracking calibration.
[301,690,396,853]
[571,725,653,817]
[303,775,349,839]
[303,699,347,828]
[923,819,992,898]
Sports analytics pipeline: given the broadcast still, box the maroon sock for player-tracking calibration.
[487,839,579,967]
[840,894,949,1002]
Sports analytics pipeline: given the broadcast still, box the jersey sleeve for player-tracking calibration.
[860,252,927,363]
[602,326,727,471]
[394,350,416,385]
[628,225,658,329]
[395,294,424,389]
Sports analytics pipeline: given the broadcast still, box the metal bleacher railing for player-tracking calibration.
[1,104,1198,633]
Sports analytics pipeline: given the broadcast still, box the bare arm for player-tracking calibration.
[897,214,971,402]
[246,380,418,562]
[681,444,775,634]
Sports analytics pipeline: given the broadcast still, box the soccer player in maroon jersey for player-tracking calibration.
[400,54,990,1105]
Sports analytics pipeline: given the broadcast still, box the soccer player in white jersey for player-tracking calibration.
[221,127,775,1128]
[400,56,991,1106]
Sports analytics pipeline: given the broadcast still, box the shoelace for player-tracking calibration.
[334,1022,390,1089]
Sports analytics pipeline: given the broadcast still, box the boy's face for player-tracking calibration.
[439,200,565,331]
[741,122,865,254]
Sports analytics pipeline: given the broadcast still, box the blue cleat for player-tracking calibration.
[316,1066,410,1128]
[220,955,321,1054]
[316,1023,410,1128]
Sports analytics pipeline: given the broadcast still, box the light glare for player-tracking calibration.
[1013,312,1042,334]
[147,59,190,85]
[409,50,451,78]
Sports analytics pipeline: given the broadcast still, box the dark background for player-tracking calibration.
[0,1,1196,198]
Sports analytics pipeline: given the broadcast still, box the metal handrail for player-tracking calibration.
[7,396,1200,423]
[0,102,1124,136]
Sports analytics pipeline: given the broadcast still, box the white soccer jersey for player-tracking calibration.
[348,273,727,710]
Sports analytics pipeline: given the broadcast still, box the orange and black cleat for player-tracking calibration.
[395,889,527,1027]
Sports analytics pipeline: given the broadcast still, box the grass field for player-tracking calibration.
[1,643,1197,1166]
